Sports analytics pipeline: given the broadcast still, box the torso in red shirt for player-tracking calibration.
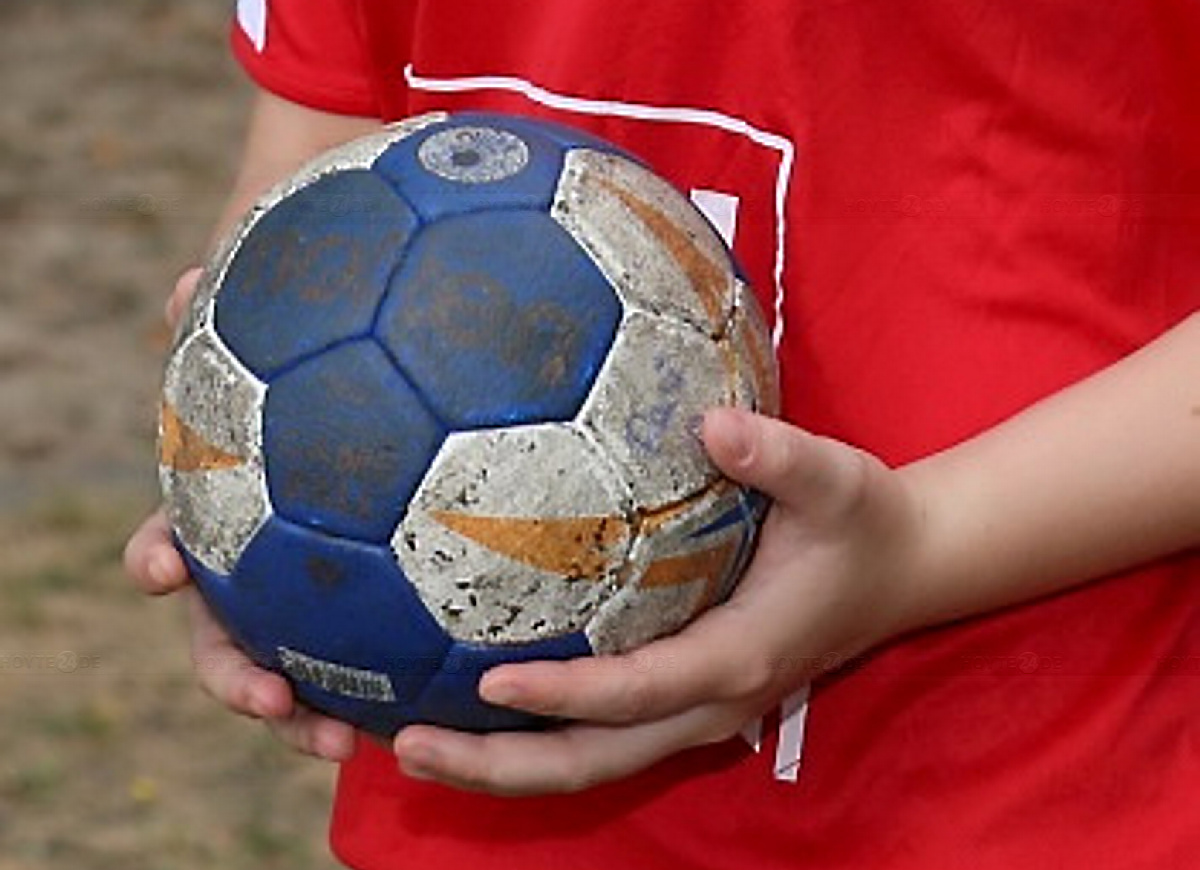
[232,1,1200,867]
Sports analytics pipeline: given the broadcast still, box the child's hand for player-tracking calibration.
[392,408,924,795]
[123,267,356,762]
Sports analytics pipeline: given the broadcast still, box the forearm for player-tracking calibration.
[897,313,1200,633]
[209,89,382,243]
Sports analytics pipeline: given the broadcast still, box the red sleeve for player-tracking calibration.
[230,0,413,119]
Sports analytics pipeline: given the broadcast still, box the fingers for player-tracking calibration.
[124,510,189,595]
[479,604,760,725]
[266,708,358,762]
[702,407,872,517]
[165,266,203,330]
[394,709,719,796]
[187,588,292,719]
[186,589,355,761]
[129,487,357,762]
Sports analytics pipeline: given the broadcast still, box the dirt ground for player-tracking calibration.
[0,2,340,867]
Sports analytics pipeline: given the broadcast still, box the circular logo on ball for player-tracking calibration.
[417,126,530,183]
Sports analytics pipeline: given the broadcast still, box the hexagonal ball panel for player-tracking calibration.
[579,311,736,510]
[159,324,269,575]
[394,422,634,645]
[553,149,738,337]
[376,209,622,429]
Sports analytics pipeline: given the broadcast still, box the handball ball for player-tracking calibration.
[159,111,780,735]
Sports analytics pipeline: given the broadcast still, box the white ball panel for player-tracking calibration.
[727,281,782,417]
[160,463,270,576]
[553,150,737,337]
[579,312,734,509]
[272,112,446,198]
[159,325,269,574]
[587,482,746,654]
[162,325,265,455]
[394,423,635,645]
[585,579,709,656]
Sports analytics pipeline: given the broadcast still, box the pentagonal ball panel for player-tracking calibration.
[263,339,445,543]
[394,423,634,645]
[372,112,624,223]
[553,149,737,337]
[159,325,269,575]
[579,312,735,509]
[377,210,622,429]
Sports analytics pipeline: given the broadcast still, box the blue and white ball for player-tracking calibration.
[159,112,779,735]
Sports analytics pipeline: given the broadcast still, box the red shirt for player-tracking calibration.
[232,2,1200,867]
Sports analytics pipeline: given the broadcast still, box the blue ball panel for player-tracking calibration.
[717,488,769,605]
[264,340,445,542]
[215,170,418,379]
[415,633,594,732]
[184,519,453,737]
[372,113,588,223]
[376,211,622,429]
[690,499,754,540]
[182,547,276,670]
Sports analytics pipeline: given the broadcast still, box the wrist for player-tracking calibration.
[861,455,955,646]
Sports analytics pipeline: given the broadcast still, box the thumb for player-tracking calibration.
[702,407,870,513]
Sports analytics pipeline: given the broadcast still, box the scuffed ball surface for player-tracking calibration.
[160,111,779,735]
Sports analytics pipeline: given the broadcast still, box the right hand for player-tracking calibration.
[124,267,356,762]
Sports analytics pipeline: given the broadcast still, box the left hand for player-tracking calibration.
[393,407,926,795]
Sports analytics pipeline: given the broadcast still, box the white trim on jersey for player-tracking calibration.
[690,189,741,249]
[405,64,806,782]
[775,684,811,783]
[403,65,794,351]
[237,0,268,53]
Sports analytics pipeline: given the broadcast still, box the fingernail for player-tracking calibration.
[249,685,277,718]
[317,729,353,762]
[481,679,519,708]
[714,409,754,467]
[399,744,438,780]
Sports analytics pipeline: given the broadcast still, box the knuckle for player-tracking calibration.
[193,665,224,703]
[195,660,252,713]
[612,674,656,721]
[828,447,883,521]
[555,763,597,795]
[717,648,774,703]
[269,718,326,759]
[696,712,749,746]
[545,735,598,794]
[459,760,499,795]
[844,448,876,501]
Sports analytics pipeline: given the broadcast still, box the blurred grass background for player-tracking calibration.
[0,2,339,867]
